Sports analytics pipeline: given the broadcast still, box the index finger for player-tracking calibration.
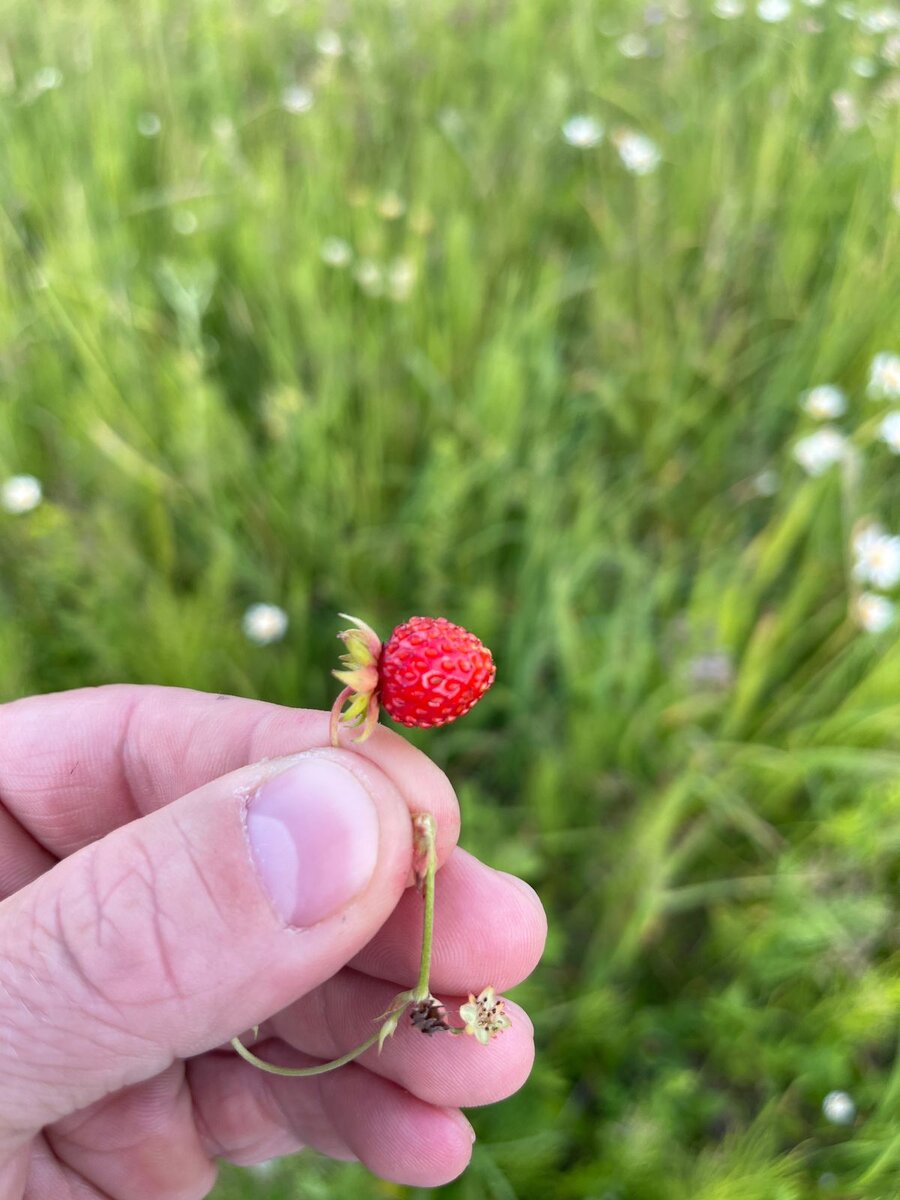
[0,685,460,865]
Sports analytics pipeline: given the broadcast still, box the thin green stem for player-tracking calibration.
[413,814,437,1001]
[230,1030,380,1077]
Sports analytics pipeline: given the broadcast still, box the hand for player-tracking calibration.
[0,686,546,1197]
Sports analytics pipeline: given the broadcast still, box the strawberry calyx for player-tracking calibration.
[329,613,383,745]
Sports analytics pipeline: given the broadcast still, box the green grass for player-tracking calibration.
[2,0,900,1196]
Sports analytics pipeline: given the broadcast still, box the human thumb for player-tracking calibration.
[0,749,415,1145]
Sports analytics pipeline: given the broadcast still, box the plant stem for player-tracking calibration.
[230,1029,380,1077]
[232,813,439,1076]
[413,814,437,1001]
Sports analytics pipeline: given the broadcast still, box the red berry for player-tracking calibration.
[380,616,496,729]
[330,613,495,744]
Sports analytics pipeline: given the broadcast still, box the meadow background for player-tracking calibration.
[2,0,900,1196]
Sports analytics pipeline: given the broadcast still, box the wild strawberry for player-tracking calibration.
[330,613,496,745]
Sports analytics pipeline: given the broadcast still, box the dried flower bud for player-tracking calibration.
[410,997,451,1036]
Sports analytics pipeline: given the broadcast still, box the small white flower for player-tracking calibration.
[852,520,885,557]
[173,210,198,236]
[438,107,465,138]
[34,67,63,92]
[801,388,854,422]
[242,603,289,645]
[801,384,847,420]
[315,29,344,58]
[853,526,900,589]
[137,111,161,137]
[212,115,235,142]
[792,427,847,475]
[281,84,314,114]
[459,986,512,1045]
[354,259,383,296]
[859,5,899,32]
[320,237,353,268]
[757,0,791,20]
[752,468,779,496]
[868,351,900,400]
[831,89,862,130]
[688,652,734,690]
[562,114,605,148]
[876,77,900,107]
[856,592,895,633]
[387,258,417,302]
[713,0,746,18]
[376,192,405,220]
[618,33,650,57]
[1,474,42,514]
[878,411,900,452]
[822,1090,857,1125]
[883,32,900,64]
[851,56,877,77]
[615,130,661,174]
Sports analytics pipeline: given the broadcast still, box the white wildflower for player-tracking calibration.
[562,114,604,148]
[883,32,900,64]
[459,987,512,1045]
[853,525,900,589]
[376,192,406,220]
[757,0,791,20]
[315,29,344,58]
[387,258,417,302]
[688,652,734,689]
[859,6,899,32]
[878,411,900,452]
[618,33,650,57]
[242,603,289,645]
[792,427,847,475]
[822,1091,856,1125]
[851,56,876,77]
[320,237,353,268]
[212,115,235,142]
[173,210,198,236]
[801,384,846,420]
[876,77,900,107]
[1,474,43,514]
[281,85,314,114]
[856,592,895,633]
[713,0,746,17]
[752,468,779,496]
[831,89,862,130]
[868,351,900,400]
[137,112,161,137]
[354,259,383,296]
[34,67,63,92]
[615,130,661,174]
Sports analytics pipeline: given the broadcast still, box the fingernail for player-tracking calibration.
[246,757,379,928]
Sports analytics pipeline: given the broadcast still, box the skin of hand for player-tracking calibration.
[0,686,546,1198]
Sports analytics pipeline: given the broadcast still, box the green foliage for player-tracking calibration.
[1,0,899,1196]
